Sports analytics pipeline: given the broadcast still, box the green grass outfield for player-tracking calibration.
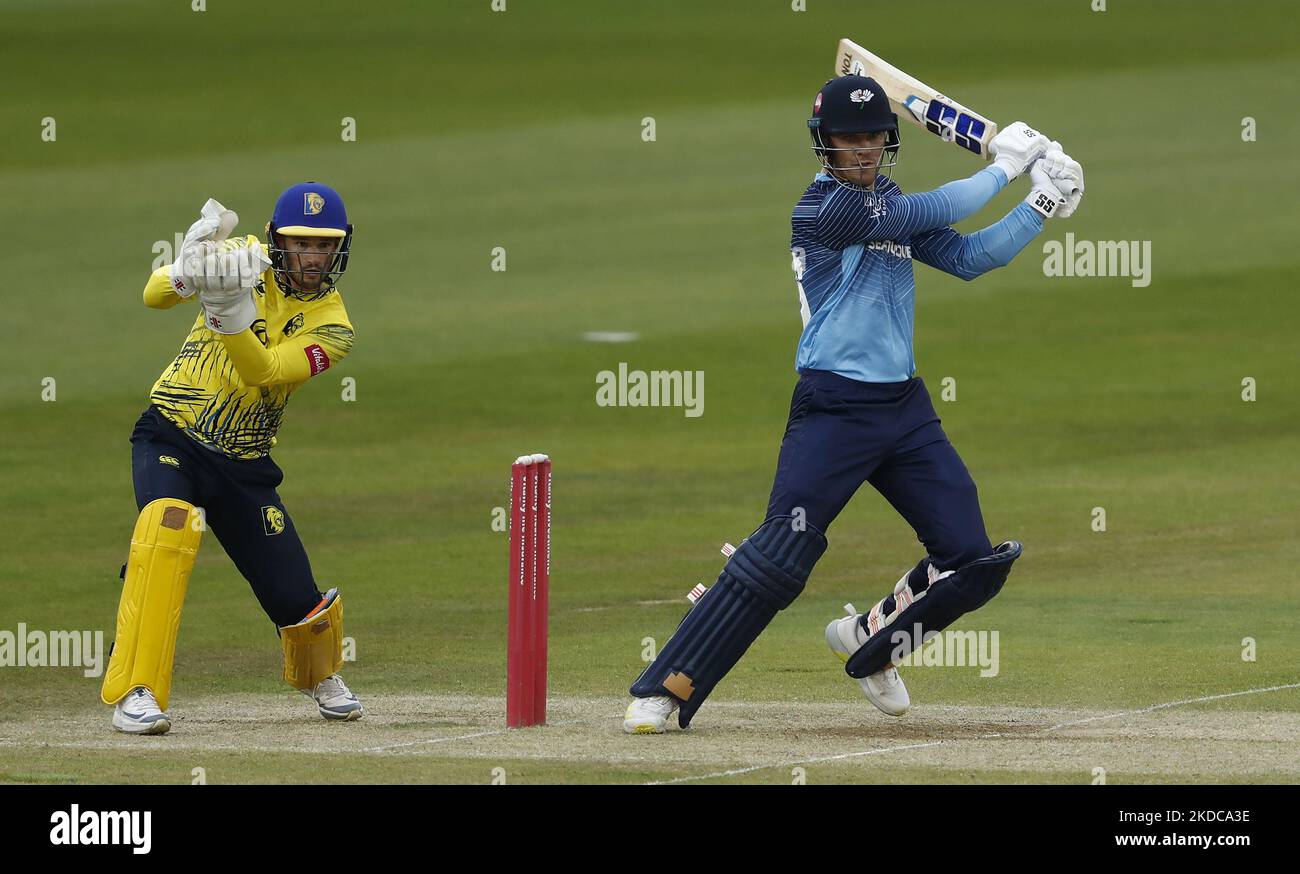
[1,0,1297,784]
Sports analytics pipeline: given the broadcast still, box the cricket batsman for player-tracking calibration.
[625,75,1084,732]
[101,182,363,734]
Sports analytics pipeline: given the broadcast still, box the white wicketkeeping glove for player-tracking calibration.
[1040,150,1084,218]
[199,286,256,335]
[198,241,272,334]
[169,199,239,298]
[988,122,1056,183]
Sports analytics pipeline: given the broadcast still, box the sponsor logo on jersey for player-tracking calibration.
[159,455,180,468]
[867,240,912,260]
[304,343,330,376]
[262,505,286,536]
[283,313,305,337]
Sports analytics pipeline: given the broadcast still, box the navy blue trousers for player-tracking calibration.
[129,406,322,627]
[765,371,991,572]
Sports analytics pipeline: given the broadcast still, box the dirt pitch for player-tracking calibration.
[3,684,1297,785]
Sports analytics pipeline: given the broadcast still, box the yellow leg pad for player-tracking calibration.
[101,498,202,710]
[280,589,344,690]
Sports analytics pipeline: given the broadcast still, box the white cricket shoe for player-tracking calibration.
[303,674,364,721]
[826,605,910,716]
[623,695,679,734]
[112,686,172,735]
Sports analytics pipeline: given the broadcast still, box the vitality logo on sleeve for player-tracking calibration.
[304,344,330,376]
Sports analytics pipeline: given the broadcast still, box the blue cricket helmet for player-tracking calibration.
[266,181,353,295]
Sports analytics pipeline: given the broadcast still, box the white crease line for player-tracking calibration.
[574,600,685,614]
[359,717,591,752]
[649,681,1300,785]
[0,717,601,758]
[357,727,514,752]
[0,737,374,756]
[1035,682,1300,734]
[4,684,1297,772]
[647,740,946,785]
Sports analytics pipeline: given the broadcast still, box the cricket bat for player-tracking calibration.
[834,38,999,162]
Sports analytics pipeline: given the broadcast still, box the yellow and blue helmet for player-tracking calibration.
[266,181,353,295]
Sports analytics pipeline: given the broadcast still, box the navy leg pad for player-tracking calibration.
[846,541,1021,679]
[630,516,827,727]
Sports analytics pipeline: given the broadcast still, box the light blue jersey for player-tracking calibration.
[790,167,1043,382]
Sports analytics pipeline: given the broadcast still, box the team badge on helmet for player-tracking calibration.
[807,75,901,192]
[267,181,353,298]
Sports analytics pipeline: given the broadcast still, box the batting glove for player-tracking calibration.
[1041,150,1084,218]
[988,121,1055,183]
[1025,159,1067,219]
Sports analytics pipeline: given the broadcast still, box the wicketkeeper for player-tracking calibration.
[101,182,363,734]
[625,75,1084,732]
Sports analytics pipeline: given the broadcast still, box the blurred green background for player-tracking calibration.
[1,0,1297,782]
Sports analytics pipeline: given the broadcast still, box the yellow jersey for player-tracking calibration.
[144,235,354,459]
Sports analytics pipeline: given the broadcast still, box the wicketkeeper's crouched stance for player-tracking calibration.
[625,76,1084,732]
[101,182,363,734]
